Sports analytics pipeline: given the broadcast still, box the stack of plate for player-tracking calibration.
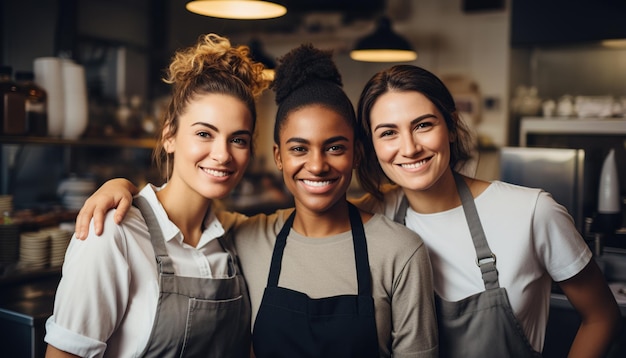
[0,195,13,216]
[19,231,50,270]
[0,224,20,265]
[40,227,73,267]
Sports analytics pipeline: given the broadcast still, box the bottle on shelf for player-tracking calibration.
[0,66,27,135]
[596,148,622,235]
[15,71,48,136]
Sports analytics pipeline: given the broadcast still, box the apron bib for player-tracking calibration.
[135,196,251,358]
[252,203,380,358]
[394,173,541,358]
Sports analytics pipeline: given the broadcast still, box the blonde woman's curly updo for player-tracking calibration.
[155,33,269,179]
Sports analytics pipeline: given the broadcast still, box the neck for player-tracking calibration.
[156,180,211,247]
[403,169,461,214]
[292,199,352,237]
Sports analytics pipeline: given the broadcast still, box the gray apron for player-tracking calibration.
[134,196,251,358]
[394,172,542,358]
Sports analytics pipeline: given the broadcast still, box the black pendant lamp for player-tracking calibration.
[350,17,417,62]
[248,38,276,81]
[186,0,286,20]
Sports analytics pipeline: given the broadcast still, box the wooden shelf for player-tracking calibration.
[520,118,626,146]
[0,135,157,149]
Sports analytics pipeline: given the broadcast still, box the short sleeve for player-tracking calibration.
[532,191,592,282]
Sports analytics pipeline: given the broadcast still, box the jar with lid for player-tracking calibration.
[0,65,27,135]
[15,71,48,136]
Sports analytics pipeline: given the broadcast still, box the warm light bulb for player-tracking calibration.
[350,49,417,63]
[186,0,287,20]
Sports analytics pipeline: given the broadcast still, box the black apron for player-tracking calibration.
[394,173,541,358]
[252,202,380,358]
[134,196,251,358]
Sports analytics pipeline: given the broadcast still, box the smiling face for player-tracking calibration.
[370,90,453,193]
[274,105,355,216]
[165,93,253,200]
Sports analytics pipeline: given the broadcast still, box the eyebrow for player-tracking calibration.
[373,113,437,131]
[285,136,350,145]
[192,122,252,137]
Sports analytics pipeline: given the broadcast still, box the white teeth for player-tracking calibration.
[205,168,230,177]
[400,160,427,169]
[302,180,332,187]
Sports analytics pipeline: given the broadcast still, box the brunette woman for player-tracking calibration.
[353,64,621,358]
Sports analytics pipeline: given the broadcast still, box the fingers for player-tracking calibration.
[114,197,132,224]
[75,199,97,240]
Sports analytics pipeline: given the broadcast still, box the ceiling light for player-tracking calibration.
[186,0,287,20]
[350,17,417,63]
[601,39,626,48]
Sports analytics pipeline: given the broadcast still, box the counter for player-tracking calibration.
[0,268,60,358]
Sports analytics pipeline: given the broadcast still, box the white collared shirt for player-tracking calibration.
[45,184,230,357]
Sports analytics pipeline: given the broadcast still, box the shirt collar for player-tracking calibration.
[137,184,226,248]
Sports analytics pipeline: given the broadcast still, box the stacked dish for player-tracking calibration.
[0,195,13,216]
[40,227,73,267]
[19,231,50,270]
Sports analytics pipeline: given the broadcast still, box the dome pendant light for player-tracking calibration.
[186,0,287,20]
[350,17,417,62]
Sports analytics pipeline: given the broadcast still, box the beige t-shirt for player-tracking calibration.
[228,209,439,358]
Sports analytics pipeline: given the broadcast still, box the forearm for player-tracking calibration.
[45,345,81,358]
[567,316,622,358]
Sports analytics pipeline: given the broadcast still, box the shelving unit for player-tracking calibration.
[519,118,626,146]
[0,135,157,149]
[0,135,159,209]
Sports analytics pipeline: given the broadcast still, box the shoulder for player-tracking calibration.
[364,213,425,255]
[351,185,404,219]
[232,208,294,243]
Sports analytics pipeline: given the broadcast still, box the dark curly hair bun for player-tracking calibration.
[272,44,342,103]
[272,44,356,143]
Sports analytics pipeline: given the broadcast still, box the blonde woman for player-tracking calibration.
[45,34,267,357]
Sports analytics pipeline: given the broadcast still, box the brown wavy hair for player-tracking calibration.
[356,65,474,200]
[154,33,269,180]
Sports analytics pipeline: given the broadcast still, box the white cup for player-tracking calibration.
[34,57,65,137]
[61,60,88,140]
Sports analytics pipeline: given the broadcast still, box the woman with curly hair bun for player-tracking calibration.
[44,33,268,357]
[71,44,439,357]
[236,44,437,357]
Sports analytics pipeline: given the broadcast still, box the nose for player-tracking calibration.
[399,130,420,157]
[211,138,232,164]
[305,150,330,175]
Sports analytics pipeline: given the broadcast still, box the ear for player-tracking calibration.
[273,144,282,171]
[162,125,175,153]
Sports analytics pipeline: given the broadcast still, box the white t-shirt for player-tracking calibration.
[353,181,592,352]
[45,184,232,358]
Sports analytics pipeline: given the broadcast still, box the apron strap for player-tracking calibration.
[453,172,499,290]
[266,210,296,287]
[393,174,499,290]
[134,196,175,275]
[347,202,372,296]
